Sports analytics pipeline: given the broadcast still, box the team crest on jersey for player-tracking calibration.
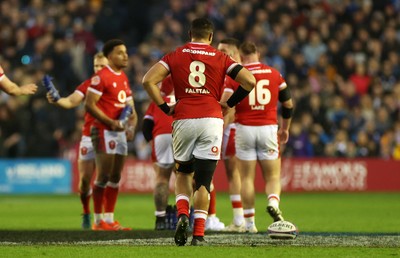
[80,147,88,156]
[91,75,100,86]
[109,140,116,150]
[211,146,219,155]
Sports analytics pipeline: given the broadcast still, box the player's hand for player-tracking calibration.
[278,128,289,144]
[20,84,38,95]
[46,92,57,103]
[110,120,125,131]
[167,104,176,116]
[219,101,231,116]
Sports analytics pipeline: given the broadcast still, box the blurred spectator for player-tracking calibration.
[1,0,400,160]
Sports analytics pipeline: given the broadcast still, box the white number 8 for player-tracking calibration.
[188,61,206,88]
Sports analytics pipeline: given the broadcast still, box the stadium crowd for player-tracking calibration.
[0,0,399,160]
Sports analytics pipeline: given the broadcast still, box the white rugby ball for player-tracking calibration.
[267,221,298,239]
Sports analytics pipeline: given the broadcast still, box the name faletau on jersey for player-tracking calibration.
[182,49,216,56]
[185,88,211,94]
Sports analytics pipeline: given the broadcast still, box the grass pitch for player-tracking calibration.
[0,192,399,257]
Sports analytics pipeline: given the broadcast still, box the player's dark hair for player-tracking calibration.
[103,39,125,58]
[220,38,240,49]
[190,18,214,39]
[240,41,257,55]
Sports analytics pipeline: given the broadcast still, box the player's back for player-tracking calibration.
[235,62,286,126]
[161,42,238,120]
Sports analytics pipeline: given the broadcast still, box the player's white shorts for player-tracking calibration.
[79,135,95,161]
[235,124,279,161]
[173,118,223,162]
[221,123,236,160]
[152,133,174,168]
[91,127,128,155]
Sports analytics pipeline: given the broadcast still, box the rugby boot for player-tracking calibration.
[174,215,189,246]
[191,236,209,246]
[267,206,284,222]
[108,220,132,231]
[92,220,117,231]
[223,221,246,232]
[155,216,167,230]
[81,213,91,230]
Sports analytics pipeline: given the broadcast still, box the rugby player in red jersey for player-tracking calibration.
[217,38,246,232]
[142,75,175,230]
[85,39,137,231]
[142,18,256,246]
[0,65,37,96]
[225,42,293,233]
[46,52,108,229]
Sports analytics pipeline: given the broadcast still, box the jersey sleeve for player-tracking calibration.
[277,72,287,89]
[75,79,91,97]
[87,74,104,96]
[0,65,5,81]
[159,54,171,72]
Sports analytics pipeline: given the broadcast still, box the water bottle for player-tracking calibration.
[42,75,60,101]
[118,104,133,127]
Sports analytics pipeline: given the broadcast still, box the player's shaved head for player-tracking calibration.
[240,41,257,55]
[103,39,125,58]
[190,18,214,40]
[220,38,240,49]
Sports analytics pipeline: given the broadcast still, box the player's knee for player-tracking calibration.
[175,159,194,174]
[193,158,217,193]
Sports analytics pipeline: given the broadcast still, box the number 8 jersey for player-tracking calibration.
[225,62,287,126]
[159,42,239,120]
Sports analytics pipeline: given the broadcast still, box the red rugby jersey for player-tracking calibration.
[226,62,287,126]
[88,65,132,130]
[144,95,175,137]
[75,79,95,136]
[160,42,239,120]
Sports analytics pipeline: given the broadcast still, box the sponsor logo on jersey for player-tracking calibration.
[182,48,216,56]
[91,75,100,86]
[80,147,88,156]
[109,140,116,150]
[211,146,219,155]
[250,69,272,74]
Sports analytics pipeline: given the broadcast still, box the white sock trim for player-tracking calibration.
[193,209,208,220]
[230,194,241,202]
[106,181,119,188]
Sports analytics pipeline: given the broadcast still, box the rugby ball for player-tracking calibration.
[267,221,298,239]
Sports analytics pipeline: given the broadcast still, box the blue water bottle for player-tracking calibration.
[118,104,133,127]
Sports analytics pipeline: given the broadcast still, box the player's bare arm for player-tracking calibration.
[0,76,38,96]
[220,91,235,126]
[85,90,124,131]
[222,67,256,109]
[47,91,84,109]
[125,99,137,141]
[142,63,170,107]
